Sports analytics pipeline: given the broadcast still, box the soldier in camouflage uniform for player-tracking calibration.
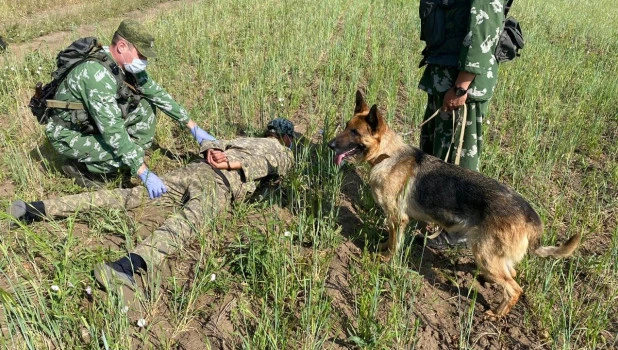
[46,20,216,196]
[418,0,508,172]
[417,0,509,247]
[9,119,295,295]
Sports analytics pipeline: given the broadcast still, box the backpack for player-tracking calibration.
[28,37,118,125]
[494,0,525,63]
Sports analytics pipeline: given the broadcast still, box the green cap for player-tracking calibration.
[115,20,157,58]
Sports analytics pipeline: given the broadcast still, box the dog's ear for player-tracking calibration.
[366,104,384,134]
[355,90,369,114]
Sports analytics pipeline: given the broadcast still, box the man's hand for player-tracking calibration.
[442,88,467,113]
[206,149,241,170]
[191,125,216,144]
[138,168,167,199]
[206,149,228,165]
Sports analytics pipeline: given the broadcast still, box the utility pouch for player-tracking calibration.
[494,17,525,63]
[29,82,57,124]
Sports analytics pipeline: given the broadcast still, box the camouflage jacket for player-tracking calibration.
[200,137,294,200]
[419,0,507,101]
[47,49,191,173]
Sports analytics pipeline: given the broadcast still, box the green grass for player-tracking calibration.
[1,0,617,348]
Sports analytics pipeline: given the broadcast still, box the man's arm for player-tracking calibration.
[134,71,216,143]
[443,0,505,111]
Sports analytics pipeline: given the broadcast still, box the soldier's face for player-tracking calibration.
[119,41,146,65]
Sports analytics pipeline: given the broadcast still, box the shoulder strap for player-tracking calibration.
[504,0,514,17]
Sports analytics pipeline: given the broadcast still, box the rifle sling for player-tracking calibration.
[46,99,85,110]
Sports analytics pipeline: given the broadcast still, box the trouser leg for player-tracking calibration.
[132,168,231,268]
[419,94,488,172]
[45,99,157,174]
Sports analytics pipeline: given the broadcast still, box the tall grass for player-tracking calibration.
[1,0,617,348]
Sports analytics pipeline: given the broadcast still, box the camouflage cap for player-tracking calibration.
[267,118,295,137]
[115,20,157,58]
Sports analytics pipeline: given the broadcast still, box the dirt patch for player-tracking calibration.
[6,1,198,61]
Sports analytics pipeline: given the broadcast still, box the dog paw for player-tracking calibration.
[483,310,501,322]
[379,251,393,262]
[378,240,391,252]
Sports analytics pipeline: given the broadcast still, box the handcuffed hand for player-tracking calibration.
[206,149,231,169]
[191,125,216,144]
[138,169,167,199]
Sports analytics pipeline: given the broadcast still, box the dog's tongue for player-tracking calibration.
[334,153,346,166]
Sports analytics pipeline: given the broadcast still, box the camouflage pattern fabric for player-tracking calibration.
[418,0,507,102]
[420,94,489,172]
[418,0,506,171]
[45,51,191,176]
[41,137,293,268]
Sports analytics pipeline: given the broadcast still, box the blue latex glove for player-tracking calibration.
[138,169,167,199]
[191,125,216,144]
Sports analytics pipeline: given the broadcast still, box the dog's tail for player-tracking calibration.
[533,232,582,258]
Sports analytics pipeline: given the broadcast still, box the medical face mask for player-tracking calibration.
[122,51,148,74]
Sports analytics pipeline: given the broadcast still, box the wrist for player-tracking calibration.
[452,86,468,97]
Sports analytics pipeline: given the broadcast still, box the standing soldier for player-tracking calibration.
[45,20,216,197]
[9,119,296,303]
[417,0,510,246]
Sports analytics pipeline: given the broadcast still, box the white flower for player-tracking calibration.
[121,306,129,314]
[210,273,216,282]
[136,318,147,328]
[85,286,92,295]
[51,285,60,292]
[284,231,291,237]
[278,97,284,102]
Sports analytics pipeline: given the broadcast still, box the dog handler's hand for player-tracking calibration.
[442,88,467,113]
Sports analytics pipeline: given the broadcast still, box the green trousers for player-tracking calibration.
[419,94,489,172]
[47,99,157,174]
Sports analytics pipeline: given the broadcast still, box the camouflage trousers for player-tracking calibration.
[45,98,157,174]
[419,94,490,172]
[41,162,240,268]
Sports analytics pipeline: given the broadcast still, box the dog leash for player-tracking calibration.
[418,104,467,166]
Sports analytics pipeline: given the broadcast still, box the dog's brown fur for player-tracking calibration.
[328,90,582,317]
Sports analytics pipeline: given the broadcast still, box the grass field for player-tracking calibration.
[1,0,617,349]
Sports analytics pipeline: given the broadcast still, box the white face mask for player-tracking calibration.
[122,51,148,73]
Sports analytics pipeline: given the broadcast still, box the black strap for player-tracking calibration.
[504,0,514,17]
[209,164,235,202]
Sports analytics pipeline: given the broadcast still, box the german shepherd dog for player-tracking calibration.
[328,90,581,317]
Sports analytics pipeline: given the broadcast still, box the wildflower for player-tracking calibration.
[284,231,291,237]
[278,97,284,102]
[210,273,216,282]
[51,285,60,292]
[120,306,129,314]
[85,286,92,295]
[136,318,147,328]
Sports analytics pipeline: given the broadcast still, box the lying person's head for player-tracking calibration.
[266,118,295,147]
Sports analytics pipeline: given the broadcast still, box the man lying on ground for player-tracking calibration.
[8,118,296,301]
